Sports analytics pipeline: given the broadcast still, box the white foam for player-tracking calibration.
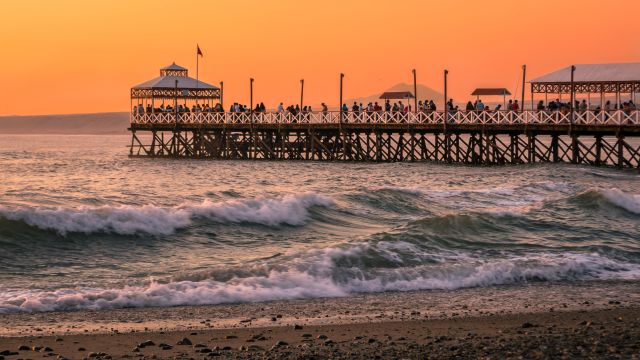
[422,182,573,216]
[0,205,192,236]
[190,193,334,227]
[599,188,640,214]
[376,186,424,195]
[426,186,516,198]
[0,192,334,236]
[2,242,639,313]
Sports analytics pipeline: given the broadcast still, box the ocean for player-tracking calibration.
[0,134,639,314]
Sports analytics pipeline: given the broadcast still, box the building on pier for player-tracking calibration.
[530,63,640,108]
[130,63,220,123]
[379,92,415,101]
[471,88,511,109]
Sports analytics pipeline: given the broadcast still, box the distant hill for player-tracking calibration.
[0,112,129,134]
[345,83,444,108]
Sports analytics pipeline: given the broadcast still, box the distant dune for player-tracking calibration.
[0,112,129,134]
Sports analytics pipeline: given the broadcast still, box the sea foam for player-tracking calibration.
[599,188,640,214]
[1,242,639,313]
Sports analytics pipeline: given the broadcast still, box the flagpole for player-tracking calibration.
[196,45,199,105]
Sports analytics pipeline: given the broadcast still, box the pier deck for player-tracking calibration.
[128,110,640,169]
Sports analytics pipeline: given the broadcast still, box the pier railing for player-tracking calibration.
[130,110,640,126]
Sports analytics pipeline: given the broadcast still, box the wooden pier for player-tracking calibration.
[128,62,640,169]
[128,111,640,169]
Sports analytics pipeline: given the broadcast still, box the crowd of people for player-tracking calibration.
[133,103,226,115]
[464,99,516,112]
[330,100,439,115]
[133,98,637,117]
[536,99,637,114]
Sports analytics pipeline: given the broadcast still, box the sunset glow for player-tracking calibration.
[1,0,639,115]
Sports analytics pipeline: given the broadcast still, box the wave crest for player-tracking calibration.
[598,188,640,214]
[0,192,334,236]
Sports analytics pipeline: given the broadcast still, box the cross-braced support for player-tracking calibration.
[128,124,640,170]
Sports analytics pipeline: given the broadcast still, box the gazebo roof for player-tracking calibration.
[133,76,217,90]
[471,88,511,96]
[379,91,415,100]
[160,62,188,71]
[530,63,640,84]
[132,63,218,90]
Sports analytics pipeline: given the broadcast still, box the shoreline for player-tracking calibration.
[0,307,638,359]
[1,280,639,337]
[0,280,639,358]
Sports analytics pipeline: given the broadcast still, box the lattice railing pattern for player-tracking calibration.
[130,110,640,126]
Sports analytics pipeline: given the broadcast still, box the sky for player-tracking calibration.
[1,0,639,115]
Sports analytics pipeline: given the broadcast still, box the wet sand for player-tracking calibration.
[0,281,639,359]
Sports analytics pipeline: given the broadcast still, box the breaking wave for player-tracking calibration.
[0,192,334,236]
[598,188,640,214]
[1,242,639,313]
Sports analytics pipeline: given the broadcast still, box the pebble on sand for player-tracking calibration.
[176,337,192,345]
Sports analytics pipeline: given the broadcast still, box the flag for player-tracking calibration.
[197,45,203,57]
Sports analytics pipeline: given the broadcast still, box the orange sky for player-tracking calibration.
[1,0,639,115]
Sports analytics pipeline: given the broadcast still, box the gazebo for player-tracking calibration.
[379,91,415,110]
[471,88,511,108]
[130,63,220,117]
[379,91,415,101]
[529,63,640,109]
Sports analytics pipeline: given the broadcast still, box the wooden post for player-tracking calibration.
[249,78,255,158]
[600,85,604,111]
[220,81,224,109]
[528,134,535,163]
[572,135,579,164]
[570,65,576,127]
[521,65,526,112]
[339,73,344,123]
[595,135,602,166]
[484,133,490,164]
[339,73,346,159]
[174,80,179,127]
[617,135,624,168]
[443,69,449,162]
[130,90,133,124]
[250,78,254,113]
[443,69,449,130]
[300,79,304,110]
[510,135,516,163]
[412,69,418,112]
[530,83,534,112]
[129,130,135,156]
[545,91,548,107]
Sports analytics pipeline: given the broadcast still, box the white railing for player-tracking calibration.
[130,110,640,126]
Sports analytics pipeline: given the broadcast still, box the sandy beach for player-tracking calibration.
[0,281,639,359]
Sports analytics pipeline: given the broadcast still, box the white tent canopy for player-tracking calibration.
[531,63,640,83]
